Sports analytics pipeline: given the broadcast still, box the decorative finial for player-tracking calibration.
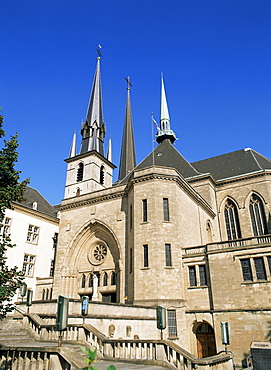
[96,44,103,59]
[124,76,133,90]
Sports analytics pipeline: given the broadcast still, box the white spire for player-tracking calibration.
[107,137,112,162]
[69,131,77,158]
[156,74,176,144]
[160,74,170,130]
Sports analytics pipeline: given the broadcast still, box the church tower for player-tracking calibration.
[64,56,115,199]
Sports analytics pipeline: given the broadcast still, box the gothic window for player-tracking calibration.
[249,194,268,236]
[96,273,101,287]
[167,310,177,337]
[81,274,86,288]
[165,244,172,267]
[224,199,241,240]
[142,199,148,222]
[111,271,116,286]
[143,245,149,267]
[189,266,197,286]
[100,165,105,185]
[163,198,170,221]
[77,163,84,182]
[103,272,108,286]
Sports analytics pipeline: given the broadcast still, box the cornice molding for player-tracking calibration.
[216,171,271,187]
[65,150,116,169]
[60,190,126,211]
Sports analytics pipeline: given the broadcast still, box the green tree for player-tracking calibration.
[0,112,29,320]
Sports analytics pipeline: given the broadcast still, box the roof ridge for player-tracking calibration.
[248,149,263,171]
[249,148,271,165]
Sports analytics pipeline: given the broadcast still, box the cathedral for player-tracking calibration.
[35,55,271,365]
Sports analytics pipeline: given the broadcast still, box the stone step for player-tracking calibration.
[0,316,35,343]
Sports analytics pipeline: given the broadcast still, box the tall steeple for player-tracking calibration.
[156,74,176,144]
[118,77,136,181]
[80,56,106,156]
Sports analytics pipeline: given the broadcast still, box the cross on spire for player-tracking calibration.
[124,76,133,90]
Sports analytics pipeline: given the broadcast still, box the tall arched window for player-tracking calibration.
[249,194,268,236]
[103,272,108,286]
[77,163,84,182]
[81,274,86,288]
[224,199,241,240]
[111,271,116,286]
[100,166,105,185]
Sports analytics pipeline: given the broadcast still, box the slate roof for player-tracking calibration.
[117,143,271,186]
[15,186,59,218]
[118,139,202,184]
[192,148,271,181]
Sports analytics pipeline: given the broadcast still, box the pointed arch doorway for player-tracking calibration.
[196,323,217,358]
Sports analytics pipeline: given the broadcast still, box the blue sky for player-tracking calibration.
[2,0,271,205]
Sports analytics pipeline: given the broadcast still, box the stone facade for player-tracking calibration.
[44,59,271,367]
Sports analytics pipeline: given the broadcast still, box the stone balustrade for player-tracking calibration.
[20,313,234,369]
[184,234,271,255]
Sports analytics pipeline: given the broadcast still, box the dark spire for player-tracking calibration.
[118,77,136,181]
[156,74,176,144]
[80,57,106,156]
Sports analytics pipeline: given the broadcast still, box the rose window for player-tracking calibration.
[93,244,107,262]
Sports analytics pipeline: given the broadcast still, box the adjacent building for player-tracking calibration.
[3,186,59,302]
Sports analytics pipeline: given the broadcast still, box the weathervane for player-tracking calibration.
[96,44,103,58]
[124,76,132,90]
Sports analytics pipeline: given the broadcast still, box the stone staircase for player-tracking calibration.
[0,315,35,344]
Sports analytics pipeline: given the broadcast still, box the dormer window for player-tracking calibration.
[32,202,37,210]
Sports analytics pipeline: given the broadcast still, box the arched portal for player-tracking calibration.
[63,220,122,303]
[195,322,217,358]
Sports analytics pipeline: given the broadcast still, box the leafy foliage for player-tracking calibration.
[79,346,116,370]
[0,112,29,320]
